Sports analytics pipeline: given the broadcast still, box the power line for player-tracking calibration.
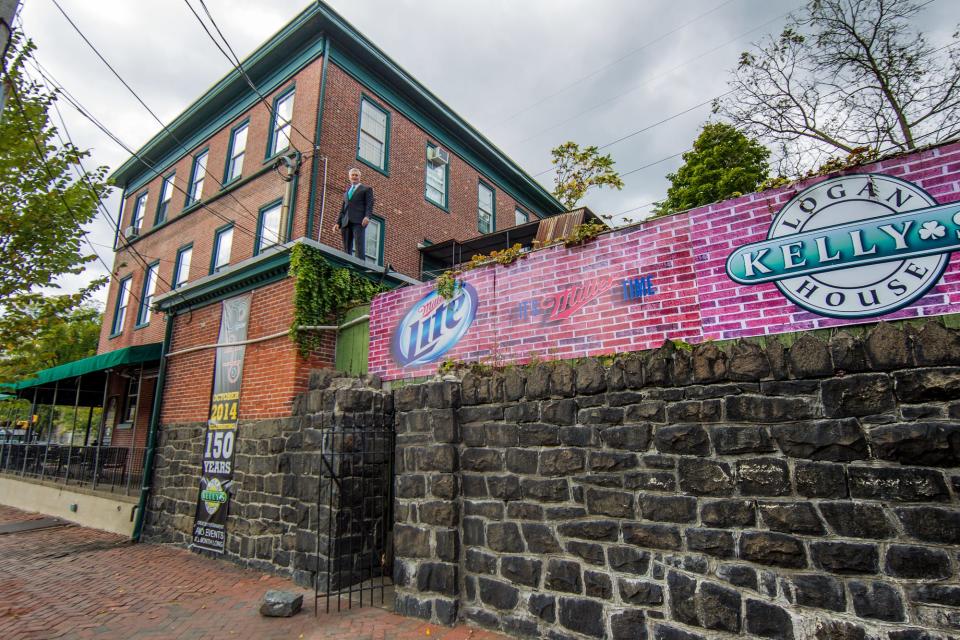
[510,6,799,146]
[50,0,268,229]
[492,0,741,128]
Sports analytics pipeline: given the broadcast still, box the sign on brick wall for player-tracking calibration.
[369,142,960,381]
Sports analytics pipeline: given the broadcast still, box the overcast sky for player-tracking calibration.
[16,0,958,308]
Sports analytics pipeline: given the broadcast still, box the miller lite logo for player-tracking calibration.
[727,174,959,318]
[392,283,479,367]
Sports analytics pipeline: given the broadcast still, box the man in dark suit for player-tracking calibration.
[334,167,374,260]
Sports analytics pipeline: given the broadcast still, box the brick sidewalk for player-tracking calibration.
[0,505,506,640]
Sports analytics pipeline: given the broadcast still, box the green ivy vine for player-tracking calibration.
[288,243,385,354]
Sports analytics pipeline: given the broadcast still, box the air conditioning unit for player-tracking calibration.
[427,146,449,166]
[124,225,139,238]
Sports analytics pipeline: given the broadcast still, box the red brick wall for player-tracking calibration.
[98,56,325,354]
[314,63,538,278]
[160,278,334,424]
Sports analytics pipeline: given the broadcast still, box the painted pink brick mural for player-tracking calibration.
[370,141,960,381]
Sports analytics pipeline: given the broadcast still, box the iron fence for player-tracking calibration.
[0,442,147,496]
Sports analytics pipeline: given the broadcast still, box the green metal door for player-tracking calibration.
[335,305,370,375]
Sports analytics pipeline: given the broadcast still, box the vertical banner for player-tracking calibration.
[192,295,250,554]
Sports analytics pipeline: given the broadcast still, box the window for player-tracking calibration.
[131,192,148,231]
[225,121,248,183]
[111,276,132,336]
[187,149,208,206]
[136,262,159,327]
[425,144,447,209]
[478,182,495,234]
[155,173,174,225]
[121,377,140,424]
[364,216,384,265]
[173,244,192,289]
[268,88,295,157]
[357,97,389,173]
[515,208,529,225]
[256,202,282,254]
[211,224,234,273]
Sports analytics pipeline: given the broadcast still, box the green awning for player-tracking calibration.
[11,343,163,391]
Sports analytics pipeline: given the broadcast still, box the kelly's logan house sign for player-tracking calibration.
[368,150,960,381]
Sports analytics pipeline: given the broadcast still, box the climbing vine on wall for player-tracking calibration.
[288,244,384,354]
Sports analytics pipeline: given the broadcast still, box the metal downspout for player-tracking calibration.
[131,312,174,542]
[305,33,330,240]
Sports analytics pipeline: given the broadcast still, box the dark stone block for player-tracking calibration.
[522,523,561,553]
[850,580,905,622]
[819,502,895,539]
[586,488,635,518]
[394,385,423,412]
[625,470,676,492]
[643,454,677,469]
[788,333,832,377]
[430,474,458,500]
[624,401,666,422]
[397,475,426,499]
[521,478,569,503]
[677,458,733,496]
[487,522,524,553]
[700,581,741,633]
[885,544,951,579]
[822,373,895,418]
[529,593,556,622]
[584,571,612,599]
[700,500,756,527]
[566,541,605,566]
[558,597,604,638]
[395,594,432,620]
[760,379,820,395]
[894,367,960,403]
[416,445,457,472]
[550,362,576,397]
[653,625,706,640]
[546,506,587,520]
[900,404,946,419]
[607,545,650,574]
[619,578,663,605]
[815,621,867,640]
[461,474,488,498]
[502,368,525,401]
[772,419,868,461]
[739,532,807,568]
[869,422,960,467]
[639,494,697,523]
[848,466,949,502]
[505,401,540,424]
[557,519,618,541]
[728,339,770,380]
[416,562,458,596]
[667,570,698,625]
[420,501,458,527]
[914,321,960,366]
[611,610,647,640]
[576,358,607,394]
[459,405,504,424]
[460,448,502,472]
[686,528,735,558]
[711,425,774,455]
[463,517,485,546]
[464,606,498,629]
[394,524,431,558]
[599,424,652,451]
[908,584,960,607]
[793,574,845,611]
[795,461,848,498]
[589,451,639,472]
[508,502,544,520]
[488,475,521,501]
[654,424,710,456]
[666,399,722,423]
[726,394,815,423]
[830,331,869,373]
[607,353,645,390]
[478,577,519,611]
[545,559,582,594]
[758,502,826,535]
[623,523,682,550]
[683,555,709,574]
[810,541,879,574]
[506,448,539,474]
[502,615,538,638]
[559,425,596,447]
[578,406,624,426]
[518,423,559,446]
[485,423,519,447]
[717,564,757,590]
[501,556,542,587]
[542,399,578,425]
[888,630,950,640]
[539,448,586,476]
[737,458,791,496]
[745,599,794,639]
[692,341,728,383]
[465,549,497,574]
[865,322,912,370]
[434,599,457,626]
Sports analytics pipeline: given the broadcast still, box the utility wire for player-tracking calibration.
[50,0,268,228]
[492,0,740,127]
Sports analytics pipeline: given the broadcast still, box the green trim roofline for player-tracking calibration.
[109,2,563,217]
[153,238,417,315]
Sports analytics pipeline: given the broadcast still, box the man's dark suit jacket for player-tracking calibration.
[338,184,374,226]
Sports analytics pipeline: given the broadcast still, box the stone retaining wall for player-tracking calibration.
[392,319,960,639]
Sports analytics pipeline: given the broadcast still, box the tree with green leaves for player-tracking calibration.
[550,141,624,210]
[653,122,769,216]
[714,0,960,175]
[0,32,108,366]
[0,302,102,383]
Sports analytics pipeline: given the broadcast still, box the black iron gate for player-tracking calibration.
[314,422,394,613]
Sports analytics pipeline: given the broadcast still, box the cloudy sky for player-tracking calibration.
[16,0,957,307]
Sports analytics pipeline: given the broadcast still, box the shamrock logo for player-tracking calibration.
[919,220,946,241]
